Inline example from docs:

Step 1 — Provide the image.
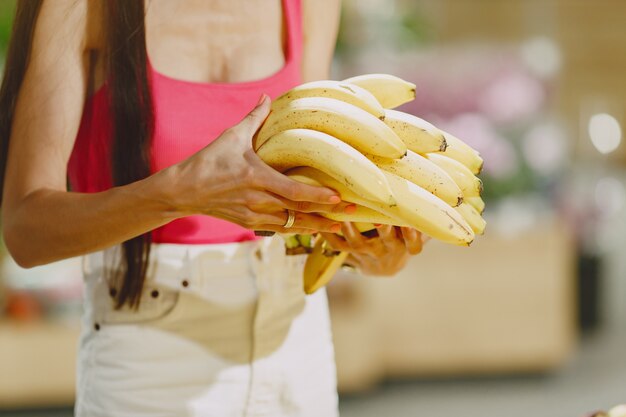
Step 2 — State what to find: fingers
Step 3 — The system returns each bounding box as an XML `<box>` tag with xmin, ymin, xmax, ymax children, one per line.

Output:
<box><xmin>324</xmin><ymin>225</ymin><xmax>417</xmax><ymax>277</ymax></box>
<box><xmin>289</xmin><ymin>212</ymin><xmax>341</xmax><ymax>233</ymax></box>
<box><xmin>259</xmin><ymin>211</ymin><xmax>341</xmax><ymax>233</ymax></box>
<box><xmin>324</xmin><ymin>223</ymin><xmax>384</xmax><ymax>258</ymax></box>
<box><xmin>245</xmin><ymin>153</ymin><xmax>343</xmax><ymax>205</ymax></box>
<box><xmin>233</xmin><ymin>94</ymin><xmax>272</xmax><ymax>139</ymax></box>
<box><xmin>246</xmin><ymin>153</ymin><xmax>343</xmax><ymax>205</ymax></box>
<box><xmin>227</xmin><ymin>94</ymin><xmax>355</xmax><ymax>213</ymax></box>
<box><xmin>344</xmin><ymin>252</ymin><xmax>379</xmax><ymax>277</ymax></box>
<box><xmin>345</xmin><ymin>254</ymin><xmax>361</xmax><ymax>266</ymax></box>
<box><xmin>217</xmin><ymin>203</ymin><xmax>341</xmax><ymax>233</ymax></box>
<box><xmin>320</xmin><ymin>232</ymin><xmax>352</xmax><ymax>252</ymax></box>
<box><xmin>264</xmin><ymin>171</ymin><xmax>343</xmax><ymax>205</ymax></box>
<box><xmin>400</xmin><ymin>227</ymin><xmax>423</xmax><ymax>255</ymax></box>
<box><xmin>279</xmin><ymin>197</ymin><xmax>357</xmax><ymax>215</ymax></box>
<box><xmin>244</xmin><ymin>191</ymin><xmax>354</xmax><ymax>215</ymax></box>
<box><xmin>340</xmin><ymin>222</ymin><xmax>368</xmax><ymax>249</ymax></box>
<box><xmin>377</xmin><ymin>224</ymin><xmax>405</xmax><ymax>251</ymax></box>
<box><xmin>344</xmin><ymin>253</ymin><xmax>364</xmax><ymax>270</ymax></box>
<box><xmin>377</xmin><ymin>224</ymin><xmax>397</xmax><ymax>240</ymax></box>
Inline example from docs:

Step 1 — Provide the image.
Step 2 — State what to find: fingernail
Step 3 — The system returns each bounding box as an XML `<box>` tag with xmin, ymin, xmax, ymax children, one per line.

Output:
<box><xmin>344</xmin><ymin>204</ymin><xmax>357</xmax><ymax>214</ymax></box>
<box><xmin>330</xmin><ymin>224</ymin><xmax>341</xmax><ymax>233</ymax></box>
<box><xmin>374</xmin><ymin>223</ymin><xmax>382</xmax><ymax>228</ymax></box>
<box><xmin>257</xmin><ymin>94</ymin><xmax>268</xmax><ymax>105</ymax></box>
<box><xmin>328</xmin><ymin>195</ymin><xmax>341</xmax><ymax>204</ymax></box>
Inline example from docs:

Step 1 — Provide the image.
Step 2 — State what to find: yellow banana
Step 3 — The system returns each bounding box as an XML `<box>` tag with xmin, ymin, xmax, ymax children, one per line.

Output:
<box><xmin>287</xmin><ymin>167</ymin><xmax>474</xmax><ymax>246</ymax></box>
<box><xmin>256</xmin><ymin>128</ymin><xmax>396</xmax><ymax>205</ymax></box>
<box><xmin>285</xmin><ymin>171</ymin><xmax>404</xmax><ymax>225</ymax></box>
<box><xmin>287</xmin><ymin>168</ymin><xmax>376</xmax><ymax>294</ymax></box>
<box><xmin>343</xmin><ymin>73</ymin><xmax>416</xmax><ymax>109</ymax></box>
<box><xmin>465</xmin><ymin>196</ymin><xmax>485</xmax><ymax>214</ymax></box>
<box><xmin>368</xmin><ymin>150</ymin><xmax>463</xmax><ymax>207</ymax></box>
<box><xmin>255</xmin><ymin>97</ymin><xmax>406</xmax><ymax>158</ymax></box>
<box><xmin>425</xmin><ymin>153</ymin><xmax>483</xmax><ymax>198</ymax></box>
<box><xmin>352</xmin><ymin>222</ymin><xmax>378</xmax><ymax>233</ymax></box>
<box><xmin>384</xmin><ymin>109</ymin><xmax>447</xmax><ymax>153</ymax></box>
<box><xmin>271</xmin><ymin>80</ymin><xmax>385</xmax><ymax>119</ymax></box>
<box><xmin>436</xmin><ymin>130</ymin><xmax>484</xmax><ymax>175</ymax></box>
<box><xmin>303</xmin><ymin>237</ymin><xmax>349</xmax><ymax>295</ymax></box>
<box><xmin>381</xmin><ymin>171</ymin><xmax>474</xmax><ymax>245</ymax></box>
<box><xmin>303</xmin><ymin>222</ymin><xmax>382</xmax><ymax>295</ymax></box>
<box><xmin>455</xmin><ymin>203</ymin><xmax>486</xmax><ymax>235</ymax></box>
<box><xmin>324</xmin><ymin>206</ymin><xmax>405</xmax><ymax>225</ymax></box>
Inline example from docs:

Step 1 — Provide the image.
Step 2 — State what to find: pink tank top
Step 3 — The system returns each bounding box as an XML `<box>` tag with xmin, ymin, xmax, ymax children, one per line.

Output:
<box><xmin>68</xmin><ymin>0</ymin><xmax>302</xmax><ymax>244</ymax></box>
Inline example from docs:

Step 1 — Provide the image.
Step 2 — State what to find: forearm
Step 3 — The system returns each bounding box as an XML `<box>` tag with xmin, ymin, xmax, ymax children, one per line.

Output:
<box><xmin>2</xmin><ymin>170</ymin><xmax>181</xmax><ymax>267</ymax></box>
<box><xmin>301</xmin><ymin>0</ymin><xmax>341</xmax><ymax>82</ymax></box>
<box><xmin>2</xmin><ymin>92</ymin><xmax>342</xmax><ymax>267</ymax></box>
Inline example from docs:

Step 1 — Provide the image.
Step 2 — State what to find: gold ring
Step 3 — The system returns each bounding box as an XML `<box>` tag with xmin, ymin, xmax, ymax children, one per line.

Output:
<box><xmin>283</xmin><ymin>209</ymin><xmax>296</xmax><ymax>229</ymax></box>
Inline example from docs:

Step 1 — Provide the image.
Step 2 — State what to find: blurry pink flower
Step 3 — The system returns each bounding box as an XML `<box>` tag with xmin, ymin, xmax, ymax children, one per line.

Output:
<box><xmin>440</xmin><ymin>113</ymin><xmax>518</xmax><ymax>178</ymax></box>
<box><xmin>440</xmin><ymin>113</ymin><xmax>499</xmax><ymax>154</ymax></box>
<box><xmin>478</xmin><ymin>71</ymin><xmax>546</xmax><ymax>124</ymax></box>
<box><xmin>482</xmin><ymin>139</ymin><xmax>519</xmax><ymax>178</ymax></box>
<box><xmin>521</xmin><ymin>123</ymin><xmax>568</xmax><ymax>175</ymax></box>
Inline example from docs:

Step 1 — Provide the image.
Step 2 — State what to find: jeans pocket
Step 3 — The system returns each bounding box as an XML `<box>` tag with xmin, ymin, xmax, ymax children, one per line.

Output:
<box><xmin>99</xmin><ymin>284</ymin><xmax>181</xmax><ymax>326</ymax></box>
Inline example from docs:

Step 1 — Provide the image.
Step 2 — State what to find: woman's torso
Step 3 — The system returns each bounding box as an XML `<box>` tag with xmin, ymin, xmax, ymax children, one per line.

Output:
<box><xmin>68</xmin><ymin>0</ymin><xmax>303</xmax><ymax>244</ymax></box>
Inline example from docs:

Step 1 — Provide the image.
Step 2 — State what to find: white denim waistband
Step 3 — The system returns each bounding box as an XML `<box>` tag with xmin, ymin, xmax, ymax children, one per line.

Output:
<box><xmin>81</xmin><ymin>236</ymin><xmax>304</xmax><ymax>307</ymax></box>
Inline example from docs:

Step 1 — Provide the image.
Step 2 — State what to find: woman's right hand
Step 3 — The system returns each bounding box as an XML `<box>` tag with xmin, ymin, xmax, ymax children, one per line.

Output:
<box><xmin>159</xmin><ymin>94</ymin><xmax>352</xmax><ymax>234</ymax></box>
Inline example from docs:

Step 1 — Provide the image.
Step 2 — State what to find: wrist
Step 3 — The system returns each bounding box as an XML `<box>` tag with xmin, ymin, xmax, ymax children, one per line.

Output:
<box><xmin>128</xmin><ymin>168</ymin><xmax>191</xmax><ymax>221</ymax></box>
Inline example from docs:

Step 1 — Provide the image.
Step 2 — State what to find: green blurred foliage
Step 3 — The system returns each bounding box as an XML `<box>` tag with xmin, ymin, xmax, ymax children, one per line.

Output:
<box><xmin>335</xmin><ymin>1</ymin><xmax>434</xmax><ymax>59</ymax></box>
<box><xmin>0</xmin><ymin>0</ymin><xmax>15</xmax><ymax>55</ymax></box>
<box><xmin>395</xmin><ymin>6</ymin><xmax>434</xmax><ymax>49</ymax></box>
<box><xmin>481</xmin><ymin>158</ymin><xmax>540</xmax><ymax>203</ymax></box>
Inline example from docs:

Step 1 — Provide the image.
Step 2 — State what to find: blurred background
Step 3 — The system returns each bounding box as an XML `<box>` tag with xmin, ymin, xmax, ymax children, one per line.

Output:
<box><xmin>1</xmin><ymin>0</ymin><xmax>625</xmax><ymax>416</ymax></box>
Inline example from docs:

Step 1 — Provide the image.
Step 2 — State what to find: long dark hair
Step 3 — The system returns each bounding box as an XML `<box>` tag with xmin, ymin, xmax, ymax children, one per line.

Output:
<box><xmin>0</xmin><ymin>1</ymin><xmax>153</xmax><ymax>308</ymax></box>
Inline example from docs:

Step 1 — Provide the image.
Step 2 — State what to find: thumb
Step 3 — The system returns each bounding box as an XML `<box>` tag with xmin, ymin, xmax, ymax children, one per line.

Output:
<box><xmin>234</xmin><ymin>94</ymin><xmax>271</xmax><ymax>139</ymax></box>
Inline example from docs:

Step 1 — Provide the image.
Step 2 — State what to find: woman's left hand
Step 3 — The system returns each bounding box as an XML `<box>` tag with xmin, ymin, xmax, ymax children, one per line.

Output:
<box><xmin>320</xmin><ymin>223</ymin><xmax>427</xmax><ymax>276</ymax></box>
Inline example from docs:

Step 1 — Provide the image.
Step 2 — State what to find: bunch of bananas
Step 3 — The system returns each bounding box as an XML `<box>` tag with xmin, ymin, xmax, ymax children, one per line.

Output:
<box><xmin>254</xmin><ymin>74</ymin><xmax>485</xmax><ymax>294</ymax></box>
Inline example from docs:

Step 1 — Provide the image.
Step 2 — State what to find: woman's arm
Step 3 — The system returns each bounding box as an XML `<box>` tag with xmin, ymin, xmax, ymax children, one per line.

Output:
<box><xmin>2</xmin><ymin>0</ymin><xmax>348</xmax><ymax>268</ymax></box>
<box><xmin>301</xmin><ymin>0</ymin><xmax>342</xmax><ymax>82</ymax></box>
<box><xmin>1</xmin><ymin>1</ymin><xmax>188</xmax><ymax>267</ymax></box>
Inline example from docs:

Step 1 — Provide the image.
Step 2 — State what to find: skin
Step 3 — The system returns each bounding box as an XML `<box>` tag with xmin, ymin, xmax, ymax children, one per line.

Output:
<box><xmin>1</xmin><ymin>0</ymin><xmax>422</xmax><ymax>276</ymax></box>
<box><xmin>323</xmin><ymin>225</ymin><xmax>428</xmax><ymax>277</ymax></box>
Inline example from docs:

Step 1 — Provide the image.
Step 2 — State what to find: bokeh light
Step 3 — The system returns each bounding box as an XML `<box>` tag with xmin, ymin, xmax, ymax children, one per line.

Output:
<box><xmin>520</xmin><ymin>36</ymin><xmax>562</xmax><ymax>79</ymax></box>
<box><xmin>594</xmin><ymin>177</ymin><xmax>626</xmax><ymax>216</ymax></box>
<box><xmin>588</xmin><ymin>113</ymin><xmax>622</xmax><ymax>154</ymax></box>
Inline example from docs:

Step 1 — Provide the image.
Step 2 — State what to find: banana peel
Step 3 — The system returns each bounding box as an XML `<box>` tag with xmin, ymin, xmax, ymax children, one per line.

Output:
<box><xmin>303</xmin><ymin>224</ymin><xmax>377</xmax><ymax>295</ymax></box>
<box><xmin>303</xmin><ymin>237</ymin><xmax>349</xmax><ymax>295</ymax></box>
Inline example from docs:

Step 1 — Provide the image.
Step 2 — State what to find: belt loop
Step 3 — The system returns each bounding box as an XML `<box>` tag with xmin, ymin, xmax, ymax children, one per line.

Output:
<box><xmin>81</xmin><ymin>254</ymin><xmax>91</xmax><ymax>277</ymax></box>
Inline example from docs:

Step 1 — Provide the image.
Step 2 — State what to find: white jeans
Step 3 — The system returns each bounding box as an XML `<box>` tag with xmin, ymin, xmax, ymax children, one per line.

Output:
<box><xmin>75</xmin><ymin>236</ymin><xmax>339</xmax><ymax>417</ymax></box>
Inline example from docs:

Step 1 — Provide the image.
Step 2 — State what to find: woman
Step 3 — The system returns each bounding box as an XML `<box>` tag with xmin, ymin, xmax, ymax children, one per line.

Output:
<box><xmin>0</xmin><ymin>0</ymin><xmax>424</xmax><ymax>415</ymax></box>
